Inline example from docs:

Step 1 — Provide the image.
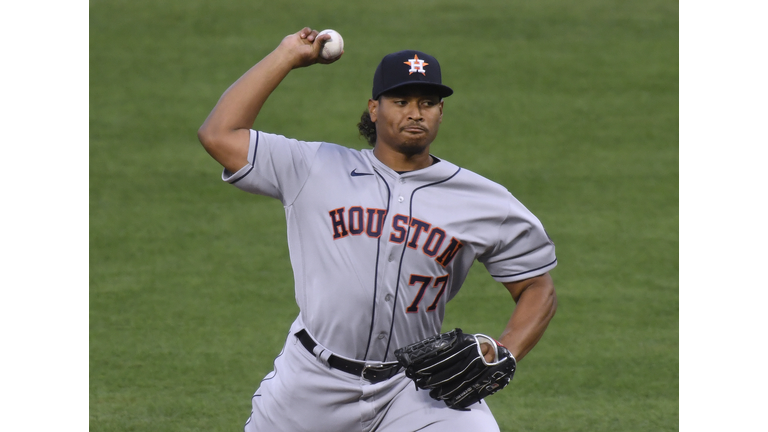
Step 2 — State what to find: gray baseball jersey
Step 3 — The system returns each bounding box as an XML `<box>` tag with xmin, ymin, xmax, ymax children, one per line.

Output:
<box><xmin>224</xmin><ymin>130</ymin><xmax>556</xmax><ymax>363</ymax></box>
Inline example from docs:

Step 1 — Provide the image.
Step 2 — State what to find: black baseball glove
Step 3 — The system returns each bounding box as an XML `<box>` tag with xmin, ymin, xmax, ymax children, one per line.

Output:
<box><xmin>394</xmin><ymin>328</ymin><xmax>516</xmax><ymax>410</ymax></box>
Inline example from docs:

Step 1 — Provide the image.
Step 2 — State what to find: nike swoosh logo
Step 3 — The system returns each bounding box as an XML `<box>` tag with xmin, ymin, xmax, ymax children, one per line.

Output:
<box><xmin>350</xmin><ymin>169</ymin><xmax>374</xmax><ymax>177</ymax></box>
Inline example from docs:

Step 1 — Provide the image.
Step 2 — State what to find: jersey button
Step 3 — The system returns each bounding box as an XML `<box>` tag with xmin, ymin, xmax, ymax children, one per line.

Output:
<box><xmin>388</xmin><ymin>254</ymin><xmax>395</xmax><ymax>262</ymax></box>
<box><xmin>385</xmin><ymin>294</ymin><xmax>393</xmax><ymax>302</ymax></box>
<box><xmin>377</xmin><ymin>332</ymin><xmax>388</xmax><ymax>339</ymax></box>
<box><xmin>399</xmin><ymin>178</ymin><xmax>406</xmax><ymax>184</ymax></box>
<box><xmin>398</xmin><ymin>196</ymin><xmax>404</xmax><ymax>202</ymax></box>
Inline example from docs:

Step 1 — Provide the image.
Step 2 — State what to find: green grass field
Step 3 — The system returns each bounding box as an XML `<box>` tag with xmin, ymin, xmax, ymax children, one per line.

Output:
<box><xmin>90</xmin><ymin>0</ymin><xmax>678</xmax><ymax>430</ymax></box>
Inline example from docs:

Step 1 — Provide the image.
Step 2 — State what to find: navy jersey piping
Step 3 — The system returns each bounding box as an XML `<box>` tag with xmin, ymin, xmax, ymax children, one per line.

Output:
<box><xmin>230</xmin><ymin>131</ymin><xmax>260</xmax><ymax>185</ymax></box>
<box><xmin>490</xmin><ymin>257</ymin><xmax>558</xmax><ymax>279</ymax></box>
<box><xmin>383</xmin><ymin>167</ymin><xmax>462</xmax><ymax>360</ymax></box>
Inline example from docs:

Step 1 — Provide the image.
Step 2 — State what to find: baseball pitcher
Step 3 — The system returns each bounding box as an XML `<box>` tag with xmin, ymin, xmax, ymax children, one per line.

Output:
<box><xmin>198</xmin><ymin>27</ymin><xmax>558</xmax><ymax>432</ymax></box>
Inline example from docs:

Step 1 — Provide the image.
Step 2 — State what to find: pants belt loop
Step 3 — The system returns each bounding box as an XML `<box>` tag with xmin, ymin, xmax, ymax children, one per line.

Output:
<box><xmin>316</xmin><ymin>348</ymin><xmax>333</xmax><ymax>368</ymax></box>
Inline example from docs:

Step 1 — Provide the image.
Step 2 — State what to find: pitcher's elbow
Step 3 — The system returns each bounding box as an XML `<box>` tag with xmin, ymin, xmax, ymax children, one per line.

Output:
<box><xmin>197</xmin><ymin>124</ymin><xmax>220</xmax><ymax>152</ymax></box>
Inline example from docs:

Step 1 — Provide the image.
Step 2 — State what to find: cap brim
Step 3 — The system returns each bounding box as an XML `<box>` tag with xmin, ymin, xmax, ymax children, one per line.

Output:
<box><xmin>374</xmin><ymin>82</ymin><xmax>454</xmax><ymax>100</ymax></box>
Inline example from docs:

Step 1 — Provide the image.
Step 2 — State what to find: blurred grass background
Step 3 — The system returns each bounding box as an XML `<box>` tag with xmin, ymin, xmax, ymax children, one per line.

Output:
<box><xmin>90</xmin><ymin>0</ymin><xmax>678</xmax><ymax>430</ymax></box>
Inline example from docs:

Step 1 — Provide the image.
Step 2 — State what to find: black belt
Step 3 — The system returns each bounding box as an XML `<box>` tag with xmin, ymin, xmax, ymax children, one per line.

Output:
<box><xmin>295</xmin><ymin>329</ymin><xmax>402</xmax><ymax>384</ymax></box>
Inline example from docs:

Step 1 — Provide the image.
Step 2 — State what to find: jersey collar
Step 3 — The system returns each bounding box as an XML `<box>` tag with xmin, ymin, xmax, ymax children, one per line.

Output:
<box><xmin>362</xmin><ymin>149</ymin><xmax>460</xmax><ymax>183</ymax></box>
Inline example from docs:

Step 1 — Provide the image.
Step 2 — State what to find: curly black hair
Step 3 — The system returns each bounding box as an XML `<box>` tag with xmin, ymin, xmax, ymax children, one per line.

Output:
<box><xmin>357</xmin><ymin>110</ymin><xmax>376</xmax><ymax>146</ymax></box>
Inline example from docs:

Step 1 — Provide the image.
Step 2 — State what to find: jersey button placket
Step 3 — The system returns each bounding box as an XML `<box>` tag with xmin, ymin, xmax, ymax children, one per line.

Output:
<box><xmin>371</xmin><ymin>178</ymin><xmax>410</xmax><ymax>359</ymax></box>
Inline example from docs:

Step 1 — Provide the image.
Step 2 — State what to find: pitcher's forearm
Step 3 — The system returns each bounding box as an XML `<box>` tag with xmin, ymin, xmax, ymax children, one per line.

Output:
<box><xmin>499</xmin><ymin>274</ymin><xmax>557</xmax><ymax>362</ymax></box>
<box><xmin>198</xmin><ymin>28</ymin><xmax>333</xmax><ymax>172</ymax></box>
<box><xmin>201</xmin><ymin>48</ymin><xmax>296</xmax><ymax>137</ymax></box>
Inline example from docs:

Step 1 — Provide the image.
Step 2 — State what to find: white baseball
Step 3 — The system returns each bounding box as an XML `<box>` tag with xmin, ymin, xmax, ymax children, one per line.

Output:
<box><xmin>318</xmin><ymin>29</ymin><xmax>344</xmax><ymax>60</ymax></box>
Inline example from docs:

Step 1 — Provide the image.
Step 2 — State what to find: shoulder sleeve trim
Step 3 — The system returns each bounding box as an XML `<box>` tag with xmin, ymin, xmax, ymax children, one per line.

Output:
<box><xmin>490</xmin><ymin>257</ymin><xmax>558</xmax><ymax>279</ymax></box>
<box><xmin>228</xmin><ymin>130</ymin><xmax>260</xmax><ymax>184</ymax></box>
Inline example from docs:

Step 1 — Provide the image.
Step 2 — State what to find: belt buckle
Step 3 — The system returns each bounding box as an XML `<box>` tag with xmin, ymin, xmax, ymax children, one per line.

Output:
<box><xmin>362</xmin><ymin>363</ymin><xmax>397</xmax><ymax>383</ymax></box>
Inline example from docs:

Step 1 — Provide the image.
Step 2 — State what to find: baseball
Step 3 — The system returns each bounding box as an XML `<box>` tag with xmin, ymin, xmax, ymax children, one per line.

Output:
<box><xmin>318</xmin><ymin>29</ymin><xmax>344</xmax><ymax>60</ymax></box>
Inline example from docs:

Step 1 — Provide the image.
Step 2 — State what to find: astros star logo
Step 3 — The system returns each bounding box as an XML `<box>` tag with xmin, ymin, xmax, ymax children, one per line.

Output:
<box><xmin>404</xmin><ymin>55</ymin><xmax>428</xmax><ymax>75</ymax></box>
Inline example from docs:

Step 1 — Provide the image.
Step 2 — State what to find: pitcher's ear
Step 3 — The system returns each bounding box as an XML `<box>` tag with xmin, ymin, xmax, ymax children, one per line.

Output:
<box><xmin>368</xmin><ymin>99</ymin><xmax>378</xmax><ymax>122</ymax></box>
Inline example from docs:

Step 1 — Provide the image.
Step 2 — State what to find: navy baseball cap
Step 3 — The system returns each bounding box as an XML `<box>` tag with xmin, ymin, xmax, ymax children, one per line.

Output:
<box><xmin>372</xmin><ymin>50</ymin><xmax>453</xmax><ymax>100</ymax></box>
